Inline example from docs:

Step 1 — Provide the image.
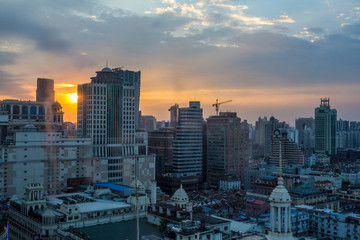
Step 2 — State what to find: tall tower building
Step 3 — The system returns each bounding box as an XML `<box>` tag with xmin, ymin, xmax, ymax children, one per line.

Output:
<box><xmin>314</xmin><ymin>98</ymin><xmax>337</xmax><ymax>155</ymax></box>
<box><xmin>206</xmin><ymin>112</ymin><xmax>250</xmax><ymax>188</ymax></box>
<box><xmin>295</xmin><ymin>117</ymin><xmax>315</xmax><ymax>156</ymax></box>
<box><xmin>77</xmin><ymin>67</ymin><xmax>154</xmax><ymax>188</ymax></box>
<box><xmin>267</xmin><ymin>136</ymin><xmax>294</xmax><ymax>240</ymax></box>
<box><xmin>172</xmin><ymin>101</ymin><xmax>203</xmax><ymax>176</ymax></box>
<box><xmin>36</xmin><ymin>78</ymin><xmax>55</xmax><ymax>102</ymax></box>
<box><xmin>269</xmin><ymin>129</ymin><xmax>304</xmax><ymax>167</ymax></box>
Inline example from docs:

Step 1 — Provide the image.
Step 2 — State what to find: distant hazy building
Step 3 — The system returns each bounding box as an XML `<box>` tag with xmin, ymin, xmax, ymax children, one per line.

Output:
<box><xmin>206</xmin><ymin>112</ymin><xmax>250</xmax><ymax>187</ymax></box>
<box><xmin>169</xmin><ymin>103</ymin><xmax>179</xmax><ymax>128</ymax></box>
<box><xmin>314</xmin><ymin>98</ymin><xmax>337</xmax><ymax>155</ymax></box>
<box><xmin>295</xmin><ymin>117</ymin><xmax>314</xmax><ymax>156</ymax></box>
<box><xmin>269</xmin><ymin>129</ymin><xmax>304</xmax><ymax>167</ymax></box>
<box><xmin>139</xmin><ymin>113</ymin><xmax>157</xmax><ymax>132</ymax></box>
<box><xmin>36</xmin><ymin>78</ymin><xmax>55</xmax><ymax>102</ymax></box>
<box><xmin>255</xmin><ymin>116</ymin><xmax>267</xmax><ymax>146</ymax></box>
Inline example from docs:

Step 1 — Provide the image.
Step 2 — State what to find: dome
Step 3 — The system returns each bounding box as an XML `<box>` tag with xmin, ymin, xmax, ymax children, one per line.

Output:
<box><xmin>24</xmin><ymin>124</ymin><xmax>36</xmax><ymax>129</ymax></box>
<box><xmin>269</xmin><ymin>178</ymin><xmax>291</xmax><ymax>203</ymax></box>
<box><xmin>41</xmin><ymin>208</ymin><xmax>55</xmax><ymax>217</ymax></box>
<box><xmin>101</xmin><ymin>67</ymin><xmax>112</xmax><ymax>72</ymax></box>
<box><xmin>171</xmin><ymin>185</ymin><xmax>189</xmax><ymax>203</ymax></box>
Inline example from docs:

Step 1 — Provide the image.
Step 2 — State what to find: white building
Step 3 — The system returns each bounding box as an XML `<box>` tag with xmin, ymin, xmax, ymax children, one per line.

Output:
<box><xmin>8</xmin><ymin>183</ymin><xmax>149</xmax><ymax>239</ymax></box>
<box><xmin>0</xmin><ymin>127</ymin><xmax>107</xmax><ymax>197</ymax></box>
<box><xmin>267</xmin><ymin>140</ymin><xmax>294</xmax><ymax>240</ymax></box>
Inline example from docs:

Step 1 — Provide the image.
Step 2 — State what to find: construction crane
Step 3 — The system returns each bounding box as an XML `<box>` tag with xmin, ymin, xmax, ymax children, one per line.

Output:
<box><xmin>212</xmin><ymin>99</ymin><xmax>232</xmax><ymax>115</ymax></box>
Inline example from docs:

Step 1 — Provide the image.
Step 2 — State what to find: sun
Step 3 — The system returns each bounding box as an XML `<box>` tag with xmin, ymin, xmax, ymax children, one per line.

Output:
<box><xmin>69</xmin><ymin>93</ymin><xmax>78</xmax><ymax>103</ymax></box>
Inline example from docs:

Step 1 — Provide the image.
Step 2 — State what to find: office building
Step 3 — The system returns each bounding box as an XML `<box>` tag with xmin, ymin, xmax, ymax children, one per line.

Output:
<box><xmin>295</xmin><ymin>117</ymin><xmax>314</xmax><ymax>156</ymax></box>
<box><xmin>264</xmin><ymin>116</ymin><xmax>288</xmax><ymax>157</ymax></box>
<box><xmin>206</xmin><ymin>112</ymin><xmax>250</xmax><ymax>188</ymax></box>
<box><xmin>172</xmin><ymin>102</ymin><xmax>203</xmax><ymax>175</ymax></box>
<box><xmin>77</xmin><ymin>67</ymin><xmax>155</xmax><ymax>189</ymax></box>
<box><xmin>314</xmin><ymin>98</ymin><xmax>337</xmax><ymax>155</ymax></box>
<box><xmin>269</xmin><ymin>128</ymin><xmax>304</xmax><ymax>167</ymax></box>
<box><xmin>36</xmin><ymin>78</ymin><xmax>55</xmax><ymax>102</ymax></box>
<box><xmin>148</xmin><ymin>128</ymin><xmax>174</xmax><ymax>177</ymax></box>
<box><xmin>156</xmin><ymin>102</ymin><xmax>203</xmax><ymax>193</ymax></box>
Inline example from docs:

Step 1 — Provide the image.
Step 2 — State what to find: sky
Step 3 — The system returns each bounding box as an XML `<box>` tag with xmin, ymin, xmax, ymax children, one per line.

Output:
<box><xmin>0</xmin><ymin>0</ymin><xmax>359</xmax><ymax>125</ymax></box>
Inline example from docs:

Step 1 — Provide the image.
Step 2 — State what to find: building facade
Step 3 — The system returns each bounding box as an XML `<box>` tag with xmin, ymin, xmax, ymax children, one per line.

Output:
<box><xmin>206</xmin><ymin>112</ymin><xmax>250</xmax><ymax>188</ymax></box>
<box><xmin>269</xmin><ymin>129</ymin><xmax>304</xmax><ymax>167</ymax></box>
<box><xmin>0</xmin><ymin>127</ymin><xmax>107</xmax><ymax>197</ymax></box>
<box><xmin>315</xmin><ymin>98</ymin><xmax>337</xmax><ymax>155</ymax></box>
<box><xmin>36</xmin><ymin>78</ymin><xmax>55</xmax><ymax>102</ymax></box>
<box><xmin>77</xmin><ymin>67</ymin><xmax>155</xmax><ymax>189</ymax></box>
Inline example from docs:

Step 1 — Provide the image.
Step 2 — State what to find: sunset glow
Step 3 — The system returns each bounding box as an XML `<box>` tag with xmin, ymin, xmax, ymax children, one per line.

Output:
<box><xmin>69</xmin><ymin>93</ymin><xmax>78</xmax><ymax>103</ymax></box>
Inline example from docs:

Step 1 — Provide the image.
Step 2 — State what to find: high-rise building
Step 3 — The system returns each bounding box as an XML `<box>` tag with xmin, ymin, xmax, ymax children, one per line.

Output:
<box><xmin>264</xmin><ymin>116</ymin><xmax>288</xmax><ymax>156</ymax></box>
<box><xmin>255</xmin><ymin>116</ymin><xmax>267</xmax><ymax>146</ymax></box>
<box><xmin>269</xmin><ymin>128</ymin><xmax>304</xmax><ymax>167</ymax></box>
<box><xmin>314</xmin><ymin>98</ymin><xmax>337</xmax><ymax>155</ymax></box>
<box><xmin>36</xmin><ymin>78</ymin><xmax>55</xmax><ymax>102</ymax></box>
<box><xmin>172</xmin><ymin>101</ymin><xmax>203</xmax><ymax>176</ymax></box>
<box><xmin>77</xmin><ymin>67</ymin><xmax>154</xmax><ymax>189</ymax></box>
<box><xmin>148</xmin><ymin>128</ymin><xmax>174</xmax><ymax>177</ymax></box>
<box><xmin>295</xmin><ymin>117</ymin><xmax>314</xmax><ymax>156</ymax></box>
<box><xmin>169</xmin><ymin>103</ymin><xmax>179</xmax><ymax>128</ymax></box>
<box><xmin>206</xmin><ymin>112</ymin><xmax>250</xmax><ymax>188</ymax></box>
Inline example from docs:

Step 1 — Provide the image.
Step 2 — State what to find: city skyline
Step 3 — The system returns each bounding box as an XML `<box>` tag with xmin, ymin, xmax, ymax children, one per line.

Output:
<box><xmin>0</xmin><ymin>0</ymin><xmax>359</xmax><ymax>124</ymax></box>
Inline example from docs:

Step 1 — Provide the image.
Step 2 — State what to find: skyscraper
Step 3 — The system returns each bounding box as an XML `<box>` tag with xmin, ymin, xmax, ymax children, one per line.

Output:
<box><xmin>36</xmin><ymin>78</ymin><xmax>55</xmax><ymax>102</ymax></box>
<box><xmin>77</xmin><ymin>67</ymin><xmax>154</xmax><ymax>189</ymax></box>
<box><xmin>314</xmin><ymin>98</ymin><xmax>337</xmax><ymax>155</ymax></box>
<box><xmin>206</xmin><ymin>112</ymin><xmax>250</xmax><ymax>187</ymax></box>
<box><xmin>295</xmin><ymin>117</ymin><xmax>315</xmax><ymax>156</ymax></box>
<box><xmin>269</xmin><ymin>128</ymin><xmax>304</xmax><ymax>167</ymax></box>
<box><xmin>172</xmin><ymin>101</ymin><xmax>203</xmax><ymax>176</ymax></box>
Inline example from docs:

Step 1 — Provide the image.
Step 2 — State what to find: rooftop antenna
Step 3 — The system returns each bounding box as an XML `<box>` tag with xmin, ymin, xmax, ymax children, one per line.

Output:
<box><xmin>106</xmin><ymin>58</ymin><xmax>108</xmax><ymax>67</ymax></box>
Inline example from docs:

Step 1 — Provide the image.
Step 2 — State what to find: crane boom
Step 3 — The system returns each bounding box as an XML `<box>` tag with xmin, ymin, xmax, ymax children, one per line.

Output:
<box><xmin>212</xmin><ymin>99</ymin><xmax>232</xmax><ymax>115</ymax></box>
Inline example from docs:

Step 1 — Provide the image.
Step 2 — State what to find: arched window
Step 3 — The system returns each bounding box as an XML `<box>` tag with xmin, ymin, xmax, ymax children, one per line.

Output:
<box><xmin>30</xmin><ymin>106</ymin><xmax>37</xmax><ymax>119</ymax></box>
<box><xmin>39</xmin><ymin>106</ymin><xmax>45</xmax><ymax>120</ymax></box>
<box><xmin>22</xmin><ymin>106</ymin><xmax>28</xmax><ymax>119</ymax></box>
<box><xmin>13</xmin><ymin>105</ymin><xmax>20</xmax><ymax>119</ymax></box>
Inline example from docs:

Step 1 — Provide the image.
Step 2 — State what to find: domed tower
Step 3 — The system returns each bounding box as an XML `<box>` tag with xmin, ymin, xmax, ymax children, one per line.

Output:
<box><xmin>171</xmin><ymin>185</ymin><xmax>189</xmax><ymax>208</ymax></box>
<box><xmin>267</xmin><ymin>130</ymin><xmax>294</xmax><ymax>240</ymax></box>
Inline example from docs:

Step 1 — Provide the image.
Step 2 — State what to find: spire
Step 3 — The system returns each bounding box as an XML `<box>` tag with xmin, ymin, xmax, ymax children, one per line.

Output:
<box><xmin>278</xmin><ymin>138</ymin><xmax>284</xmax><ymax>186</ymax></box>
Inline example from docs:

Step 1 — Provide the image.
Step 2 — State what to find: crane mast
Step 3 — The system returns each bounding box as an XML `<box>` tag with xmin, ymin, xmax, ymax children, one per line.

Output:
<box><xmin>212</xmin><ymin>99</ymin><xmax>232</xmax><ymax>115</ymax></box>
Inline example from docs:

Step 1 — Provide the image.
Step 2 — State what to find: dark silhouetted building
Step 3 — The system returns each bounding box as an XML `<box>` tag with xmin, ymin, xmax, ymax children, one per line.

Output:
<box><xmin>36</xmin><ymin>78</ymin><xmax>55</xmax><ymax>102</ymax></box>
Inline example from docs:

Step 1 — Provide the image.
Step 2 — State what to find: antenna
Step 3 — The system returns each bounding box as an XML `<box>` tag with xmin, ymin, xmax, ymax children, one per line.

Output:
<box><xmin>106</xmin><ymin>58</ymin><xmax>108</xmax><ymax>67</ymax></box>
<box><xmin>135</xmin><ymin>157</ymin><xmax>140</xmax><ymax>240</ymax></box>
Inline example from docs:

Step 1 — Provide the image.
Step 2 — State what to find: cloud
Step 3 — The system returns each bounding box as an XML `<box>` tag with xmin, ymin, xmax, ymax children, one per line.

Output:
<box><xmin>0</xmin><ymin>70</ymin><xmax>33</xmax><ymax>98</ymax></box>
<box><xmin>0</xmin><ymin>52</ymin><xmax>18</xmax><ymax>65</ymax></box>
<box><xmin>0</xmin><ymin>0</ymin><xmax>72</xmax><ymax>53</ymax></box>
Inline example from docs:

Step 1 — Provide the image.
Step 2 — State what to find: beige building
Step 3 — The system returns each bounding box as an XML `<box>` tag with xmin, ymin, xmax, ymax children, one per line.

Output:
<box><xmin>0</xmin><ymin>127</ymin><xmax>108</xmax><ymax>197</ymax></box>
